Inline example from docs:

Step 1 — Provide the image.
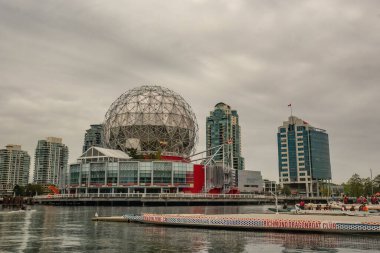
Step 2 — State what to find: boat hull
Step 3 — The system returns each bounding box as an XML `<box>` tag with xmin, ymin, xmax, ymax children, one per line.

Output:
<box><xmin>116</xmin><ymin>213</ymin><xmax>380</xmax><ymax>234</ymax></box>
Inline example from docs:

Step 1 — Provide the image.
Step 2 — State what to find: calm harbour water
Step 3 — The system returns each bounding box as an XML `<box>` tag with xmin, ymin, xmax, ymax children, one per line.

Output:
<box><xmin>0</xmin><ymin>205</ymin><xmax>379</xmax><ymax>253</ymax></box>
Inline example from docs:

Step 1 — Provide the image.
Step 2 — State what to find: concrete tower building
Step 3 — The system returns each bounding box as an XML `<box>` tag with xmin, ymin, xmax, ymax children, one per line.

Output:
<box><xmin>206</xmin><ymin>102</ymin><xmax>244</xmax><ymax>171</ymax></box>
<box><xmin>82</xmin><ymin>124</ymin><xmax>104</xmax><ymax>153</ymax></box>
<box><xmin>0</xmin><ymin>145</ymin><xmax>30</xmax><ymax>195</ymax></box>
<box><xmin>277</xmin><ymin>116</ymin><xmax>332</xmax><ymax>197</ymax></box>
<box><xmin>33</xmin><ymin>137</ymin><xmax>69</xmax><ymax>187</ymax></box>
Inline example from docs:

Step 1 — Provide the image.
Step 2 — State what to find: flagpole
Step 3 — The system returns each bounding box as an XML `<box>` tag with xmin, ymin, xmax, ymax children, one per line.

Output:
<box><xmin>288</xmin><ymin>103</ymin><xmax>293</xmax><ymax>123</ymax></box>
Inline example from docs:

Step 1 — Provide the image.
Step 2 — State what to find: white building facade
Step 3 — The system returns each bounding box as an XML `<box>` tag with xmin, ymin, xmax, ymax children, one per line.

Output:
<box><xmin>0</xmin><ymin>145</ymin><xmax>30</xmax><ymax>195</ymax></box>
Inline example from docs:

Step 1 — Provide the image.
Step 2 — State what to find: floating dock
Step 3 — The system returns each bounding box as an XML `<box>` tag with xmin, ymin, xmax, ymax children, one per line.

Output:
<box><xmin>305</xmin><ymin>203</ymin><xmax>380</xmax><ymax>211</ymax></box>
<box><xmin>92</xmin><ymin>212</ymin><xmax>380</xmax><ymax>234</ymax></box>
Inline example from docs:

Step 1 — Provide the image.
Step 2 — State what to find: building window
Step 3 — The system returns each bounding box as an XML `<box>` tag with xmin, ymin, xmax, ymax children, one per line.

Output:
<box><xmin>139</xmin><ymin>162</ymin><xmax>152</xmax><ymax>184</ymax></box>
<box><xmin>281</xmin><ymin>144</ymin><xmax>287</xmax><ymax>147</ymax></box>
<box><xmin>281</xmin><ymin>154</ymin><xmax>287</xmax><ymax>157</ymax></box>
<box><xmin>280</xmin><ymin>128</ymin><xmax>286</xmax><ymax>133</ymax></box>
<box><xmin>299</xmin><ymin>163</ymin><xmax>305</xmax><ymax>166</ymax></box>
<box><xmin>244</xmin><ymin>185</ymin><xmax>259</xmax><ymax>188</ymax></box>
<box><xmin>298</xmin><ymin>148</ymin><xmax>304</xmax><ymax>151</ymax></box>
<box><xmin>281</xmin><ymin>158</ymin><xmax>287</xmax><ymax>162</ymax></box>
<box><xmin>297</xmin><ymin>126</ymin><xmax>304</xmax><ymax>131</ymax></box>
<box><xmin>282</xmin><ymin>173</ymin><xmax>288</xmax><ymax>177</ymax></box>
<box><xmin>299</xmin><ymin>173</ymin><xmax>305</xmax><ymax>176</ymax></box>
<box><xmin>281</xmin><ymin>149</ymin><xmax>287</xmax><ymax>152</ymax></box>
<box><xmin>298</xmin><ymin>152</ymin><xmax>304</xmax><ymax>156</ymax></box>
<box><xmin>119</xmin><ymin>162</ymin><xmax>138</xmax><ymax>184</ymax></box>
<box><xmin>298</xmin><ymin>157</ymin><xmax>304</xmax><ymax>161</ymax></box>
<box><xmin>300</xmin><ymin>178</ymin><xmax>306</xmax><ymax>181</ymax></box>
<box><xmin>297</xmin><ymin>138</ymin><xmax>303</xmax><ymax>141</ymax></box>
<box><xmin>297</xmin><ymin>133</ymin><xmax>303</xmax><ymax>136</ymax></box>
<box><xmin>153</xmin><ymin>162</ymin><xmax>172</xmax><ymax>184</ymax></box>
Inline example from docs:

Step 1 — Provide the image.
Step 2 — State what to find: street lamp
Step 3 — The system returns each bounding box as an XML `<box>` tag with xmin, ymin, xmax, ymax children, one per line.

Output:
<box><xmin>370</xmin><ymin>168</ymin><xmax>374</xmax><ymax>195</ymax></box>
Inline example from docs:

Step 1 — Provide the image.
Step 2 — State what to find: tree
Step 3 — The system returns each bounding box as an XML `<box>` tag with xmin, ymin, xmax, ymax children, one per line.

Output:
<box><xmin>363</xmin><ymin>177</ymin><xmax>374</xmax><ymax>196</ymax></box>
<box><xmin>282</xmin><ymin>185</ymin><xmax>291</xmax><ymax>196</ymax></box>
<box><xmin>126</xmin><ymin>148</ymin><xmax>138</xmax><ymax>159</ymax></box>
<box><xmin>319</xmin><ymin>182</ymin><xmax>330</xmax><ymax>197</ymax></box>
<box><xmin>24</xmin><ymin>184</ymin><xmax>44</xmax><ymax>196</ymax></box>
<box><xmin>13</xmin><ymin>185</ymin><xmax>25</xmax><ymax>196</ymax></box>
<box><xmin>373</xmin><ymin>174</ymin><xmax>380</xmax><ymax>193</ymax></box>
<box><xmin>345</xmin><ymin>174</ymin><xmax>363</xmax><ymax>197</ymax></box>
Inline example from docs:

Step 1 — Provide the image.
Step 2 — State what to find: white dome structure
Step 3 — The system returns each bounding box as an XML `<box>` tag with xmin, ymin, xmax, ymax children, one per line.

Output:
<box><xmin>103</xmin><ymin>85</ymin><xmax>198</xmax><ymax>157</ymax></box>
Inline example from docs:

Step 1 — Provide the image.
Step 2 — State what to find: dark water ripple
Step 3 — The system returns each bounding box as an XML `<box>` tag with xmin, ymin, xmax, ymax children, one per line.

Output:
<box><xmin>0</xmin><ymin>205</ymin><xmax>379</xmax><ymax>253</ymax></box>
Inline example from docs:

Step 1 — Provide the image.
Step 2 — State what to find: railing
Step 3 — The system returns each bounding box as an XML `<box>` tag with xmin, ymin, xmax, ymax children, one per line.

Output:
<box><xmin>33</xmin><ymin>193</ymin><xmax>332</xmax><ymax>201</ymax></box>
<box><xmin>34</xmin><ymin>193</ymin><xmax>272</xmax><ymax>200</ymax></box>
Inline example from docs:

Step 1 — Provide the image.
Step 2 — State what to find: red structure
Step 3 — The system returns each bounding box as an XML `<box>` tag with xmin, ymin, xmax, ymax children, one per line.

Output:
<box><xmin>183</xmin><ymin>164</ymin><xmax>205</xmax><ymax>193</ymax></box>
<box><xmin>48</xmin><ymin>185</ymin><xmax>60</xmax><ymax>194</ymax></box>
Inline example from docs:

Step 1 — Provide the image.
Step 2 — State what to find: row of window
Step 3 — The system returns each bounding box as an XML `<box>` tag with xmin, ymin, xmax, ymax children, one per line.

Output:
<box><xmin>70</xmin><ymin>171</ymin><xmax>193</xmax><ymax>185</ymax></box>
<box><xmin>280</xmin><ymin>142</ymin><xmax>304</xmax><ymax>148</ymax></box>
<box><xmin>279</xmin><ymin>126</ymin><xmax>305</xmax><ymax>133</ymax></box>
<box><xmin>69</xmin><ymin>162</ymin><xmax>194</xmax><ymax>186</ymax></box>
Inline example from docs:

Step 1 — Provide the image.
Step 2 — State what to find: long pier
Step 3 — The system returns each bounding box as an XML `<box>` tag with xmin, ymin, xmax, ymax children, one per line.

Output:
<box><xmin>33</xmin><ymin>193</ymin><xmax>332</xmax><ymax>206</ymax></box>
<box><xmin>93</xmin><ymin>212</ymin><xmax>380</xmax><ymax>234</ymax></box>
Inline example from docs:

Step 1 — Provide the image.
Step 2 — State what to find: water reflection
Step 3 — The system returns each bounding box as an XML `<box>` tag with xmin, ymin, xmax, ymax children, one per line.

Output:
<box><xmin>0</xmin><ymin>205</ymin><xmax>379</xmax><ymax>253</ymax></box>
<box><xmin>18</xmin><ymin>209</ymin><xmax>33</xmax><ymax>252</ymax></box>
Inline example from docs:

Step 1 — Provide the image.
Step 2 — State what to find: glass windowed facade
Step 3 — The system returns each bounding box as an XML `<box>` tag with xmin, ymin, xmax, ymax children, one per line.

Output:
<box><xmin>82</xmin><ymin>124</ymin><xmax>104</xmax><ymax>153</ymax></box>
<box><xmin>67</xmin><ymin>147</ymin><xmax>195</xmax><ymax>193</ymax></box>
<box><xmin>277</xmin><ymin>116</ymin><xmax>332</xmax><ymax>197</ymax></box>
<box><xmin>119</xmin><ymin>162</ymin><xmax>138</xmax><ymax>185</ymax></box>
<box><xmin>310</xmin><ymin>130</ymin><xmax>332</xmax><ymax>180</ymax></box>
<box><xmin>206</xmin><ymin>102</ymin><xmax>244</xmax><ymax>170</ymax></box>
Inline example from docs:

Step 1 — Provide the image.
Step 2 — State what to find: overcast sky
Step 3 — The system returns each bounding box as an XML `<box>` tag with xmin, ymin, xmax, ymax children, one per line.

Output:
<box><xmin>1</xmin><ymin>0</ymin><xmax>379</xmax><ymax>183</ymax></box>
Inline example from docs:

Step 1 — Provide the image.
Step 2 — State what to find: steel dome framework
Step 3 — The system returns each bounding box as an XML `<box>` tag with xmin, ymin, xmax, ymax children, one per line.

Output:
<box><xmin>103</xmin><ymin>85</ymin><xmax>198</xmax><ymax>157</ymax></box>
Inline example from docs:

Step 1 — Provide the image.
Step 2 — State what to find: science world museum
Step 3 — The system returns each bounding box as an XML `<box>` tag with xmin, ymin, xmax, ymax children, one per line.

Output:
<box><xmin>66</xmin><ymin>85</ymin><xmax>237</xmax><ymax>194</ymax></box>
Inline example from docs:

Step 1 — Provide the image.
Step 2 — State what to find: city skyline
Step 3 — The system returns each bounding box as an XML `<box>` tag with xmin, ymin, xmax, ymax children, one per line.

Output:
<box><xmin>1</xmin><ymin>1</ymin><xmax>380</xmax><ymax>183</ymax></box>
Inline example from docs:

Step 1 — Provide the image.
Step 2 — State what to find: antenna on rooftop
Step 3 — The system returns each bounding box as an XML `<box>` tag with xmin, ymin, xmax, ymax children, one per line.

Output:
<box><xmin>288</xmin><ymin>103</ymin><xmax>293</xmax><ymax>125</ymax></box>
<box><xmin>288</xmin><ymin>103</ymin><xmax>293</xmax><ymax>117</ymax></box>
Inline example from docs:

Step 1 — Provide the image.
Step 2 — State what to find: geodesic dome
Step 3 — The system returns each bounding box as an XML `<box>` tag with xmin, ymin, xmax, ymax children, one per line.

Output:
<box><xmin>103</xmin><ymin>85</ymin><xmax>198</xmax><ymax>157</ymax></box>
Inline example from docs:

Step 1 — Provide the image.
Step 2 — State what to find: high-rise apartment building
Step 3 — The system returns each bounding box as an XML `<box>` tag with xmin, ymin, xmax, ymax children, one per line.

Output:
<box><xmin>206</xmin><ymin>102</ymin><xmax>244</xmax><ymax>170</ymax></box>
<box><xmin>277</xmin><ymin>116</ymin><xmax>331</xmax><ymax>197</ymax></box>
<box><xmin>82</xmin><ymin>124</ymin><xmax>104</xmax><ymax>153</ymax></box>
<box><xmin>33</xmin><ymin>137</ymin><xmax>69</xmax><ymax>187</ymax></box>
<box><xmin>0</xmin><ymin>145</ymin><xmax>30</xmax><ymax>195</ymax></box>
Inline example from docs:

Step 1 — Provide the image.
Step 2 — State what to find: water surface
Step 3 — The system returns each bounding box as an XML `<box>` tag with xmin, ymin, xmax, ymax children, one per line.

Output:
<box><xmin>0</xmin><ymin>205</ymin><xmax>379</xmax><ymax>253</ymax></box>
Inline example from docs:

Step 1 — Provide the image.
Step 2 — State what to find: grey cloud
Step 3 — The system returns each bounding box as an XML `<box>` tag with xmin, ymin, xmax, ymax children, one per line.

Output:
<box><xmin>0</xmin><ymin>0</ymin><xmax>379</xmax><ymax>183</ymax></box>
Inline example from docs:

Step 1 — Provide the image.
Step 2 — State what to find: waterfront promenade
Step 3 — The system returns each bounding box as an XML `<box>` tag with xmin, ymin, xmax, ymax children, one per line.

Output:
<box><xmin>31</xmin><ymin>193</ymin><xmax>331</xmax><ymax>206</ymax></box>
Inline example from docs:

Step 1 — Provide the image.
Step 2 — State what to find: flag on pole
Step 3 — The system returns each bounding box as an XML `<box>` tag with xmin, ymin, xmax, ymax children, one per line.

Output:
<box><xmin>288</xmin><ymin>103</ymin><xmax>293</xmax><ymax>117</ymax></box>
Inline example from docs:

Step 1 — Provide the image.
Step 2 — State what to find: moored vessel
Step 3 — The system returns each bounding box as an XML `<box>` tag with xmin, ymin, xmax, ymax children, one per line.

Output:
<box><xmin>93</xmin><ymin>212</ymin><xmax>380</xmax><ymax>234</ymax></box>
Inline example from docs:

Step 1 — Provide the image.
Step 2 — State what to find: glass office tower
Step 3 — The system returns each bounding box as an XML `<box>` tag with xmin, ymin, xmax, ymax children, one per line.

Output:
<box><xmin>277</xmin><ymin>116</ymin><xmax>331</xmax><ymax>197</ymax></box>
<box><xmin>206</xmin><ymin>102</ymin><xmax>244</xmax><ymax>171</ymax></box>
<box><xmin>83</xmin><ymin>124</ymin><xmax>104</xmax><ymax>153</ymax></box>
